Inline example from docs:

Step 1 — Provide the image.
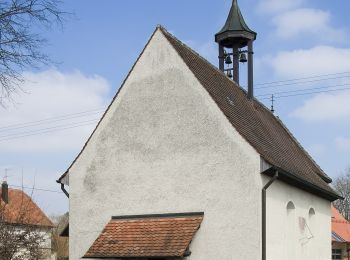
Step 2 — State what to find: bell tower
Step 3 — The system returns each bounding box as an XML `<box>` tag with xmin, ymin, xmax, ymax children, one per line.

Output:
<box><xmin>215</xmin><ymin>0</ymin><xmax>257</xmax><ymax>99</ymax></box>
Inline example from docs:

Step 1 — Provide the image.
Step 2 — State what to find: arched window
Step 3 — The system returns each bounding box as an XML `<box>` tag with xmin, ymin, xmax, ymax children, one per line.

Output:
<box><xmin>287</xmin><ymin>201</ymin><xmax>295</xmax><ymax>211</ymax></box>
<box><xmin>309</xmin><ymin>208</ymin><xmax>315</xmax><ymax>217</ymax></box>
<box><xmin>308</xmin><ymin>207</ymin><xmax>316</xmax><ymax>237</ymax></box>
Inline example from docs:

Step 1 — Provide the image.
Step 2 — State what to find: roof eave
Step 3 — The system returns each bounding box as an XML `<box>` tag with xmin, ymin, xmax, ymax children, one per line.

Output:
<box><xmin>262</xmin><ymin>166</ymin><xmax>342</xmax><ymax>202</ymax></box>
<box><xmin>215</xmin><ymin>30</ymin><xmax>257</xmax><ymax>42</ymax></box>
<box><xmin>83</xmin><ymin>256</ymin><xmax>181</xmax><ymax>259</ymax></box>
<box><xmin>56</xmin><ymin>173</ymin><xmax>66</xmax><ymax>184</ymax></box>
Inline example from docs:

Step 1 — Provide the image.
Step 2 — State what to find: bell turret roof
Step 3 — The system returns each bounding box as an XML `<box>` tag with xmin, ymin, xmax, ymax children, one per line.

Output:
<box><xmin>215</xmin><ymin>0</ymin><xmax>256</xmax><ymax>46</ymax></box>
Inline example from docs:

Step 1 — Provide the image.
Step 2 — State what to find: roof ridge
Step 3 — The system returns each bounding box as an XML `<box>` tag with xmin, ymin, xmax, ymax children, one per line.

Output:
<box><xmin>111</xmin><ymin>212</ymin><xmax>204</xmax><ymax>220</ymax></box>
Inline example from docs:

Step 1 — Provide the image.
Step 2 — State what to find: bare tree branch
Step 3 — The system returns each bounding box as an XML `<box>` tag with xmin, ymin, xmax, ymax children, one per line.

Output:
<box><xmin>333</xmin><ymin>168</ymin><xmax>350</xmax><ymax>220</ymax></box>
<box><xmin>0</xmin><ymin>0</ymin><xmax>68</xmax><ymax>106</ymax></box>
<box><xmin>50</xmin><ymin>213</ymin><xmax>69</xmax><ymax>260</ymax></box>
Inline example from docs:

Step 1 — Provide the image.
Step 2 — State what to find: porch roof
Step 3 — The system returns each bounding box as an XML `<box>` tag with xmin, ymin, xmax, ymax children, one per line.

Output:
<box><xmin>83</xmin><ymin>212</ymin><xmax>203</xmax><ymax>258</ymax></box>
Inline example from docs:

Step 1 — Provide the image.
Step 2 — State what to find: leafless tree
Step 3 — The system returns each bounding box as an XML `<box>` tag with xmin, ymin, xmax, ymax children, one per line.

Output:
<box><xmin>0</xmin><ymin>0</ymin><xmax>66</xmax><ymax>105</ymax></box>
<box><xmin>333</xmin><ymin>168</ymin><xmax>350</xmax><ymax>220</ymax></box>
<box><xmin>0</xmin><ymin>188</ymin><xmax>52</xmax><ymax>260</ymax></box>
<box><xmin>51</xmin><ymin>213</ymin><xmax>69</xmax><ymax>260</ymax></box>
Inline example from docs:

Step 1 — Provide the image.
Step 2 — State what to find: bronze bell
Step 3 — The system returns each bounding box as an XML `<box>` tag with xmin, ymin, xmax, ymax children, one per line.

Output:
<box><xmin>225</xmin><ymin>55</ymin><xmax>232</xmax><ymax>64</ymax></box>
<box><xmin>227</xmin><ymin>70</ymin><xmax>233</xmax><ymax>78</ymax></box>
<box><xmin>239</xmin><ymin>53</ymin><xmax>248</xmax><ymax>63</ymax></box>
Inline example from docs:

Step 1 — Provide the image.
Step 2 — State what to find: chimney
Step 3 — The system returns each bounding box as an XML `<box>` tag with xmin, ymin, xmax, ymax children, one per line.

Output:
<box><xmin>1</xmin><ymin>181</ymin><xmax>9</xmax><ymax>204</ymax></box>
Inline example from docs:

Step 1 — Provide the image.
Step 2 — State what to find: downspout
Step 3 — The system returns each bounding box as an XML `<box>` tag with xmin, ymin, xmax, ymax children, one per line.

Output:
<box><xmin>60</xmin><ymin>183</ymin><xmax>69</xmax><ymax>198</ymax></box>
<box><xmin>262</xmin><ymin>170</ymin><xmax>279</xmax><ymax>260</ymax></box>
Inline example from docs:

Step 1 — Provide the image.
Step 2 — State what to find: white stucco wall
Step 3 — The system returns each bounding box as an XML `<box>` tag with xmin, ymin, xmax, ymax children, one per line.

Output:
<box><xmin>12</xmin><ymin>227</ymin><xmax>53</xmax><ymax>260</ymax></box>
<box><xmin>265</xmin><ymin>177</ymin><xmax>331</xmax><ymax>260</ymax></box>
<box><xmin>68</xmin><ymin>29</ymin><xmax>262</xmax><ymax>260</ymax></box>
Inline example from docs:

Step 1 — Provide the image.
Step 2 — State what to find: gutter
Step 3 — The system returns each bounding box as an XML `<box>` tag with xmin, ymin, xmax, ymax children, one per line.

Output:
<box><xmin>262</xmin><ymin>170</ymin><xmax>279</xmax><ymax>260</ymax></box>
<box><xmin>262</xmin><ymin>166</ymin><xmax>342</xmax><ymax>201</ymax></box>
<box><xmin>57</xmin><ymin>181</ymin><xmax>69</xmax><ymax>198</ymax></box>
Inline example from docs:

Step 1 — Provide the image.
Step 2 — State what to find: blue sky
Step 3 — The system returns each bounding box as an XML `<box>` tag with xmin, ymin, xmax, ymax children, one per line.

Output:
<box><xmin>0</xmin><ymin>0</ymin><xmax>350</xmax><ymax>215</ymax></box>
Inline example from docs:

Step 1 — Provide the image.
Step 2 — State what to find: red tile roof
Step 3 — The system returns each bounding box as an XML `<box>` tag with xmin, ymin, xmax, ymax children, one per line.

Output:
<box><xmin>1</xmin><ymin>188</ymin><xmax>53</xmax><ymax>227</ymax></box>
<box><xmin>332</xmin><ymin>206</ymin><xmax>350</xmax><ymax>242</ymax></box>
<box><xmin>84</xmin><ymin>213</ymin><xmax>204</xmax><ymax>258</ymax></box>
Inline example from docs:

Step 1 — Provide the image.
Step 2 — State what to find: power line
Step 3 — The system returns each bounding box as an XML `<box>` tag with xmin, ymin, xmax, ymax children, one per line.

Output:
<box><xmin>9</xmin><ymin>184</ymin><xmax>63</xmax><ymax>194</ymax></box>
<box><xmin>255</xmin><ymin>75</ymin><xmax>350</xmax><ymax>89</ymax></box>
<box><xmin>256</xmin><ymin>83</ymin><xmax>350</xmax><ymax>98</ymax></box>
<box><xmin>0</xmin><ymin>120</ymin><xmax>99</xmax><ymax>142</ymax></box>
<box><xmin>0</xmin><ymin>118</ymin><xmax>100</xmax><ymax>139</ymax></box>
<box><xmin>0</xmin><ymin>108</ymin><xmax>104</xmax><ymax>132</ymax></box>
<box><xmin>255</xmin><ymin>71</ymin><xmax>350</xmax><ymax>86</ymax></box>
<box><xmin>1</xmin><ymin>72</ymin><xmax>350</xmax><ymax>142</ymax></box>
<box><xmin>259</xmin><ymin>87</ymin><xmax>350</xmax><ymax>100</ymax></box>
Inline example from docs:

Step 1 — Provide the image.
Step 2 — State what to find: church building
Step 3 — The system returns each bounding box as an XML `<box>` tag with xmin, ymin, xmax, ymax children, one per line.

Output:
<box><xmin>57</xmin><ymin>1</ymin><xmax>341</xmax><ymax>259</ymax></box>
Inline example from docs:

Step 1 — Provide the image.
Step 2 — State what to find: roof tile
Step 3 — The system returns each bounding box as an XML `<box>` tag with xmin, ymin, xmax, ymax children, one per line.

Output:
<box><xmin>332</xmin><ymin>206</ymin><xmax>350</xmax><ymax>242</ymax></box>
<box><xmin>1</xmin><ymin>188</ymin><xmax>53</xmax><ymax>227</ymax></box>
<box><xmin>84</xmin><ymin>213</ymin><xmax>203</xmax><ymax>258</ymax></box>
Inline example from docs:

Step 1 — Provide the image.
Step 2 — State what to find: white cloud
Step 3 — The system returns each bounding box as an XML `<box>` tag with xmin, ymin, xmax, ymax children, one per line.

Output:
<box><xmin>335</xmin><ymin>137</ymin><xmax>350</xmax><ymax>151</ymax></box>
<box><xmin>256</xmin><ymin>0</ymin><xmax>304</xmax><ymax>14</ymax></box>
<box><xmin>272</xmin><ymin>8</ymin><xmax>346</xmax><ymax>40</ymax></box>
<box><xmin>264</xmin><ymin>46</ymin><xmax>350</xmax><ymax>78</ymax></box>
<box><xmin>0</xmin><ymin>70</ymin><xmax>110</xmax><ymax>152</ymax></box>
<box><xmin>290</xmin><ymin>90</ymin><xmax>350</xmax><ymax>121</ymax></box>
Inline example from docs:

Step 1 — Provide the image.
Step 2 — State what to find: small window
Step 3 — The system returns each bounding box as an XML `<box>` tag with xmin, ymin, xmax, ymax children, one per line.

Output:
<box><xmin>332</xmin><ymin>249</ymin><xmax>342</xmax><ymax>259</ymax></box>
<box><xmin>287</xmin><ymin>201</ymin><xmax>295</xmax><ymax>211</ymax></box>
<box><xmin>309</xmin><ymin>208</ymin><xmax>315</xmax><ymax>217</ymax></box>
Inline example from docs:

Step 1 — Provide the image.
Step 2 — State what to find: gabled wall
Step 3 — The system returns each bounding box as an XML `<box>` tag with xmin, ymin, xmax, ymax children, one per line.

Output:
<box><xmin>68</xmin><ymin>29</ymin><xmax>262</xmax><ymax>260</ymax></box>
<box><xmin>265</xmin><ymin>177</ymin><xmax>331</xmax><ymax>260</ymax></box>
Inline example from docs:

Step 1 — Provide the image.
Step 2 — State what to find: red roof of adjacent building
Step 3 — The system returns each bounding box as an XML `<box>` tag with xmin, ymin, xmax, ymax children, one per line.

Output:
<box><xmin>84</xmin><ymin>213</ymin><xmax>204</xmax><ymax>258</ymax></box>
<box><xmin>332</xmin><ymin>206</ymin><xmax>350</xmax><ymax>242</ymax></box>
<box><xmin>1</xmin><ymin>188</ymin><xmax>53</xmax><ymax>227</ymax></box>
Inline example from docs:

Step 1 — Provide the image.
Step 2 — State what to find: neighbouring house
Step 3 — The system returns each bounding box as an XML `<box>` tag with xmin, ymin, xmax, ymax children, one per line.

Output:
<box><xmin>57</xmin><ymin>1</ymin><xmax>341</xmax><ymax>259</ymax></box>
<box><xmin>0</xmin><ymin>181</ymin><xmax>55</xmax><ymax>259</ymax></box>
<box><xmin>332</xmin><ymin>206</ymin><xmax>350</xmax><ymax>259</ymax></box>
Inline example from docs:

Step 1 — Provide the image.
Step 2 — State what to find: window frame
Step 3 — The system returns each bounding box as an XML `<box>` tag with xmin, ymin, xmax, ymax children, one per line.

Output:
<box><xmin>332</xmin><ymin>248</ymin><xmax>343</xmax><ymax>260</ymax></box>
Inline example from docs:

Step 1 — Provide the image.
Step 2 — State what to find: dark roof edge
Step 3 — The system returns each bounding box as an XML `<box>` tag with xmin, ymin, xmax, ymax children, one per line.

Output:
<box><xmin>111</xmin><ymin>212</ymin><xmax>204</xmax><ymax>220</ymax></box>
<box><xmin>83</xmin><ymin>256</ymin><xmax>180</xmax><ymax>259</ymax></box>
<box><xmin>262</xmin><ymin>166</ymin><xmax>342</xmax><ymax>202</ymax></box>
<box><xmin>4</xmin><ymin>221</ymin><xmax>54</xmax><ymax>229</ymax></box>
<box><xmin>56</xmin><ymin>26</ymin><xmax>162</xmax><ymax>184</ymax></box>
<box><xmin>332</xmin><ymin>231</ymin><xmax>347</xmax><ymax>243</ymax></box>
